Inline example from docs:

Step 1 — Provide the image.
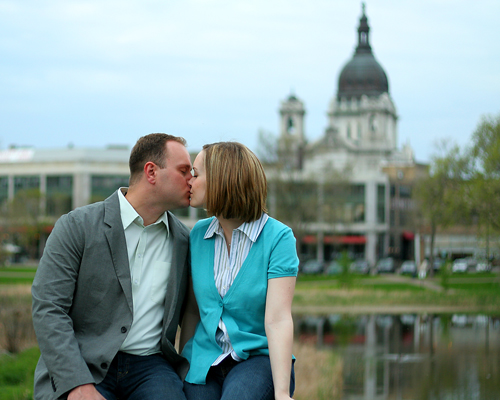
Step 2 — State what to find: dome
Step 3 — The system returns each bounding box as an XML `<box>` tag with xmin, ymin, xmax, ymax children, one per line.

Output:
<box><xmin>337</xmin><ymin>4</ymin><xmax>389</xmax><ymax>100</ymax></box>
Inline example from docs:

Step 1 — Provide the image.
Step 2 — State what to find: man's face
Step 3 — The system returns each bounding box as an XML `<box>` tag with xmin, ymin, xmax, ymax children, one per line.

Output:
<box><xmin>156</xmin><ymin>141</ymin><xmax>192</xmax><ymax>210</ymax></box>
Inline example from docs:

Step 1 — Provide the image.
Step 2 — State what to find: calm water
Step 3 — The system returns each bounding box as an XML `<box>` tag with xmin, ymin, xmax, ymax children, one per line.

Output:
<box><xmin>296</xmin><ymin>313</ymin><xmax>500</xmax><ymax>399</ymax></box>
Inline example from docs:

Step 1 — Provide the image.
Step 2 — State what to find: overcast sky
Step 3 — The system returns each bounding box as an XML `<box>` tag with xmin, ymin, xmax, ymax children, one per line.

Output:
<box><xmin>0</xmin><ymin>0</ymin><xmax>498</xmax><ymax>163</ymax></box>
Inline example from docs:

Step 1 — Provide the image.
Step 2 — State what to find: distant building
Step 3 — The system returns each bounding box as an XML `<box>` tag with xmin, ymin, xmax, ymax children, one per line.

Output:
<box><xmin>0</xmin><ymin>145</ymin><xmax>130</xmax><ymax>213</ymax></box>
<box><xmin>267</xmin><ymin>4</ymin><xmax>425</xmax><ymax>267</ymax></box>
<box><xmin>0</xmin><ymin>145</ymin><xmax>131</xmax><ymax>256</ymax></box>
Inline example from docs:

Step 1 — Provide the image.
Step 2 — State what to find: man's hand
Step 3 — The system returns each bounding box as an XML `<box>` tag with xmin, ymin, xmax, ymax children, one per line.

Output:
<box><xmin>68</xmin><ymin>384</ymin><xmax>106</xmax><ymax>400</ymax></box>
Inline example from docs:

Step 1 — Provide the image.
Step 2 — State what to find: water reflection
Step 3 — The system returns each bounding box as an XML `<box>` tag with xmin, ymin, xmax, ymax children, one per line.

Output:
<box><xmin>296</xmin><ymin>313</ymin><xmax>500</xmax><ymax>399</ymax></box>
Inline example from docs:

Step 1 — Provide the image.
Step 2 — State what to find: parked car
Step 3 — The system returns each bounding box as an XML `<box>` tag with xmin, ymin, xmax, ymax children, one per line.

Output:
<box><xmin>0</xmin><ymin>243</ymin><xmax>22</xmax><ymax>266</ymax></box>
<box><xmin>325</xmin><ymin>260</ymin><xmax>342</xmax><ymax>275</ymax></box>
<box><xmin>350</xmin><ymin>259</ymin><xmax>370</xmax><ymax>274</ymax></box>
<box><xmin>463</xmin><ymin>257</ymin><xmax>477</xmax><ymax>270</ymax></box>
<box><xmin>432</xmin><ymin>257</ymin><xmax>445</xmax><ymax>271</ymax></box>
<box><xmin>452</xmin><ymin>258</ymin><xmax>468</xmax><ymax>273</ymax></box>
<box><xmin>400</xmin><ymin>260</ymin><xmax>417</xmax><ymax>276</ymax></box>
<box><xmin>376</xmin><ymin>257</ymin><xmax>395</xmax><ymax>273</ymax></box>
<box><xmin>475</xmin><ymin>259</ymin><xmax>491</xmax><ymax>272</ymax></box>
<box><xmin>301</xmin><ymin>259</ymin><xmax>324</xmax><ymax>274</ymax></box>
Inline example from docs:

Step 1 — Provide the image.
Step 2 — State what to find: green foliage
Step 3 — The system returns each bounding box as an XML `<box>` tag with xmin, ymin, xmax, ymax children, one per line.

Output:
<box><xmin>337</xmin><ymin>251</ymin><xmax>354</xmax><ymax>288</ymax></box>
<box><xmin>470</xmin><ymin>113</ymin><xmax>500</xmax><ymax>178</ymax></box>
<box><xmin>439</xmin><ymin>260</ymin><xmax>452</xmax><ymax>291</ymax></box>
<box><xmin>330</xmin><ymin>315</ymin><xmax>357</xmax><ymax>347</ymax></box>
<box><xmin>3</xmin><ymin>188</ymin><xmax>51</xmax><ymax>260</ymax></box>
<box><xmin>465</xmin><ymin>112</ymin><xmax>500</xmax><ymax>257</ymax></box>
<box><xmin>415</xmin><ymin>144</ymin><xmax>467</xmax><ymax>223</ymax></box>
<box><xmin>0</xmin><ymin>347</ymin><xmax>39</xmax><ymax>400</ymax></box>
<box><xmin>414</xmin><ymin>138</ymin><xmax>478</xmax><ymax>276</ymax></box>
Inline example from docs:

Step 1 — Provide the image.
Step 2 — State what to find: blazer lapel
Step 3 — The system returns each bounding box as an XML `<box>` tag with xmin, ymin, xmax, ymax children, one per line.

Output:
<box><xmin>104</xmin><ymin>191</ymin><xmax>133</xmax><ymax>313</ymax></box>
<box><xmin>163</xmin><ymin>212</ymin><xmax>189</xmax><ymax>328</ymax></box>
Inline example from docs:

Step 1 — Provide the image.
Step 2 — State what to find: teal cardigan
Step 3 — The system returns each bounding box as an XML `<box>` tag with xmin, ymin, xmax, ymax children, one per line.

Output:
<box><xmin>182</xmin><ymin>216</ymin><xmax>299</xmax><ymax>384</ymax></box>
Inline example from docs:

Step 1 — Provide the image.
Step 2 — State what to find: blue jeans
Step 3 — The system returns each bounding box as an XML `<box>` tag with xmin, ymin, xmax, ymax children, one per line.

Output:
<box><xmin>183</xmin><ymin>355</ymin><xmax>295</xmax><ymax>400</ymax></box>
<box><xmin>95</xmin><ymin>352</ymin><xmax>186</xmax><ymax>400</ymax></box>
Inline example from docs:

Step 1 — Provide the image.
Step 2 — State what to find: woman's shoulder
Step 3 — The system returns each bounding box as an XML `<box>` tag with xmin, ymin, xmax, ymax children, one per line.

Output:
<box><xmin>191</xmin><ymin>216</ymin><xmax>215</xmax><ymax>233</ymax></box>
<box><xmin>264</xmin><ymin>216</ymin><xmax>293</xmax><ymax>234</ymax></box>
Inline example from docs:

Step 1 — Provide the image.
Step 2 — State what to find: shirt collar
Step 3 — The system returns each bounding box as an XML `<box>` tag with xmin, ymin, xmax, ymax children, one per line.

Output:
<box><xmin>204</xmin><ymin>213</ymin><xmax>268</xmax><ymax>243</ymax></box>
<box><xmin>118</xmin><ymin>188</ymin><xmax>170</xmax><ymax>235</ymax></box>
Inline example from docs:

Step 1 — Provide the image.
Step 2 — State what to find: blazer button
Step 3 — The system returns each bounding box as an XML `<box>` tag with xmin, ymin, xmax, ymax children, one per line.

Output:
<box><xmin>101</xmin><ymin>363</ymin><xmax>108</xmax><ymax>369</ymax></box>
<box><xmin>121</xmin><ymin>326</ymin><xmax>127</xmax><ymax>333</ymax></box>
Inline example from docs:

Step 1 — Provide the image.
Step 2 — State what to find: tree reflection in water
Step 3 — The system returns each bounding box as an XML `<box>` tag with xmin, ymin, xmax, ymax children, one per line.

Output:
<box><xmin>295</xmin><ymin>313</ymin><xmax>500</xmax><ymax>399</ymax></box>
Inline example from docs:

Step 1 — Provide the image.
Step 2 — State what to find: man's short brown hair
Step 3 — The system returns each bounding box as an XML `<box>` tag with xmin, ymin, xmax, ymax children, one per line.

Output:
<box><xmin>129</xmin><ymin>133</ymin><xmax>187</xmax><ymax>185</ymax></box>
<box><xmin>203</xmin><ymin>142</ymin><xmax>267</xmax><ymax>222</ymax></box>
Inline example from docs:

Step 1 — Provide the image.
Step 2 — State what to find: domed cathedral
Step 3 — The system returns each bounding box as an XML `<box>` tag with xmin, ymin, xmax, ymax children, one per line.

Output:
<box><xmin>329</xmin><ymin>2</ymin><xmax>397</xmax><ymax>154</ymax></box>
<box><xmin>273</xmin><ymin>3</ymin><xmax>424</xmax><ymax>269</ymax></box>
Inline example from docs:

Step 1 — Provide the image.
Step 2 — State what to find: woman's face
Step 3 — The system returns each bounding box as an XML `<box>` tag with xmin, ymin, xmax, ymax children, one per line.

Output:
<box><xmin>189</xmin><ymin>150</ymin><xmax>206</xmax><ymax>208</ymax></box>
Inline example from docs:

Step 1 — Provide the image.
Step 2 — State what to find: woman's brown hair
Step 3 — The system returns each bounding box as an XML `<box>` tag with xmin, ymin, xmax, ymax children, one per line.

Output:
<box><xmin>203</xmin><ymin>142</ymin><xmax>267</xmax><ymax>222</ymax></box>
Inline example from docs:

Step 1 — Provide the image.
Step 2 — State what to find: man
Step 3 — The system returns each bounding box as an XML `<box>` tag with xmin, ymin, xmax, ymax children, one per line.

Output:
<box><xmin>32</xmin><ymin>133</ymin><xmax>193</xmax><ymax>400</ymax></box>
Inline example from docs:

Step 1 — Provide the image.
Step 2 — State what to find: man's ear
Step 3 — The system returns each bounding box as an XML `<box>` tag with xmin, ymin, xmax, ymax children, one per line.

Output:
<box><xmin>144</xmin><ymin>162</ymin><xmax>157</xmax><ymax>184</ymax></box>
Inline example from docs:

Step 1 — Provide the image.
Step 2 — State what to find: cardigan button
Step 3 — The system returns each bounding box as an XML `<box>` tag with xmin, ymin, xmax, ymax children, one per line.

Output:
<box><xmin>219</xmin><ymin>302</ymin><xmax>223</xmax><ymax>307</ymax></box>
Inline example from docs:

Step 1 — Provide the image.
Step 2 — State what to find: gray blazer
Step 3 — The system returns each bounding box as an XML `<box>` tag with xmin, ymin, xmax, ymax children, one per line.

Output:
<box><xmin>31</xmin><ymin>191</ymin><xmax>190</xmax><ymax>400</ymax></box>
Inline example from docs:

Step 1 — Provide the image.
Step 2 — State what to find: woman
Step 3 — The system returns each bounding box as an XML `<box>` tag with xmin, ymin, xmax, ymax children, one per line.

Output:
<box><xmin>180</xmin><ymin>142</ymin><xmax>298</xmax><ymax>400</ymax></box>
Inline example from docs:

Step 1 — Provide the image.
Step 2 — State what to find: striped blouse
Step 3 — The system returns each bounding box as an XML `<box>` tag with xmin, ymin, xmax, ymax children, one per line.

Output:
<box><xmin>203</xmin><ymin>213</ymin><xmax>269</xmax><ymax>365</ymax></box>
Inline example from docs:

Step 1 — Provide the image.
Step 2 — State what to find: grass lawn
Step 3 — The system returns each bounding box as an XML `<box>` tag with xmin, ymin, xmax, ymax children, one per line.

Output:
<box><xmin>0</xmin><ymin>347</ymin><xmax>39</xmax><ymax>400</ymax></box>
<box><xmin>0</xmin><ymin>266</ymin><xmax>37</xmax><ymax>285</ymax></box>
<box><xmin>293</xmin><ymin>272</ymin><xmax>500</xmax><ymax>313</ymax></box>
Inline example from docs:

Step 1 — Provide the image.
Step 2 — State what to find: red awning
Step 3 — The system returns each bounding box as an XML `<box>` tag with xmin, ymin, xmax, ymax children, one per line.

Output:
<box><xmin>341</xmin><ymin>235</ymin><xmax>366</xmax><ymax>244</ymax></box>
<box><xmin>302</xmin><ymin>235</ymin><xmax>317</xmax><ymax>244</ymax></box>
<box><xmin>402</xmin><ymin>231</ymin><xmax>414</xmax><ymax>240</ymax></box>
<box><xmin>302</xmin><ymin>235</ymin><xmax>366</xmax><ymax>245</ymax></box>
<box><xmin>324</xmin><ymin>235</ymin><xmax>366</xmax><ymax>244</ymax></box>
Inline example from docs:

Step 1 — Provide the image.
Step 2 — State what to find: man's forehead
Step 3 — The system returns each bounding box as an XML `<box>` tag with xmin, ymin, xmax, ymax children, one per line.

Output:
<box><xmin>166</xmin><ymin>141</ymin><xmax>190</xmax><ymax>160</ymax></box>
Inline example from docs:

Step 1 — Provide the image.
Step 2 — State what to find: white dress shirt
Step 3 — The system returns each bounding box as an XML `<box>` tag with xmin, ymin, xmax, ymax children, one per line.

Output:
<box><xmin>117</xmin><ymin>188</ymin><xmax>173</xmax><ymax>355</ymax></box>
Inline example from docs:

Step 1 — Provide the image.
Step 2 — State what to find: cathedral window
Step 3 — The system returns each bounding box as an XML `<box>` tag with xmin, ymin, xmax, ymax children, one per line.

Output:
<box><xmin>287</xmin><ymin>117</ymin><xmax>295</xmax><ymax>134</ymax></box>
<box><xmin>369</xmin><ymin>114</ymin><xmax>377</xmax><ymax>133</ymax></box>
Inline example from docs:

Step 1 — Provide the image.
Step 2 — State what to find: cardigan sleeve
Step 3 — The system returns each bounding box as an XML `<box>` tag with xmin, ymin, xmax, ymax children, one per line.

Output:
<box><xmin>267</xmin><ymin>225</ymin><xmax>299</xmax><ymax>279</ymax></box>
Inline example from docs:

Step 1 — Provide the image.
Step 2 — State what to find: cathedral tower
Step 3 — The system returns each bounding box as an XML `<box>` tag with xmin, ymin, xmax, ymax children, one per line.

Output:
<box><xmin>278</xmin><ymin>93</ymin><xmax>306</xmax><ymax>169</ymax></box>
<box><xmin>326</xmin><ymin>3</ymin><xmax>398</xmax><ymax>153</ymax></box>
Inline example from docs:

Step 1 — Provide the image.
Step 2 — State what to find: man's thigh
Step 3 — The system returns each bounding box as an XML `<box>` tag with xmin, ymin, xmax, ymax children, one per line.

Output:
<box><xmin>117</xmin><ymin>353</ymin><xmax>185</xmax><ymax>400</ymax></box>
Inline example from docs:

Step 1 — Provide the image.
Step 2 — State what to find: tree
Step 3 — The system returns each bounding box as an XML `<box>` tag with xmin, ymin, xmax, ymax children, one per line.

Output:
<box><xmin>413</xmin><ymin>142</ymin><xmax>469</xmax><ymax>277</ymax></box>
<box><xmin>4</xmin><ymin>189</ymin><xmax>51</xmax><ymax>260</ymax></box>
<box><xmin>257</xmin><ymin>129</ymin><xmax>352</xmax><ymax>262</ymax></box>
<box><xmin>466</xmin><ymin>112</ymin><xmax>500</xmax><ymax>259</ymax></box>
<box><xmin>260</xmin><ymin>128</ymin><xmax>318</xmax><ymax>260</ymax></box>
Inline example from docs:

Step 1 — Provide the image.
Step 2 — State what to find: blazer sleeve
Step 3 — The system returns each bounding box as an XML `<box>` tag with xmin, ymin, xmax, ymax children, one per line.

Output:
<box><xmin>31</xmin><ymin>212</ymin><xmax>95</xmax><ymax>397</ymax></box>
